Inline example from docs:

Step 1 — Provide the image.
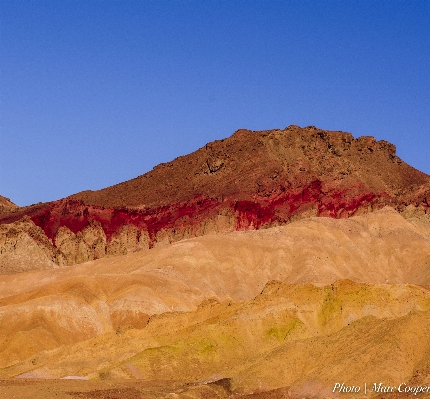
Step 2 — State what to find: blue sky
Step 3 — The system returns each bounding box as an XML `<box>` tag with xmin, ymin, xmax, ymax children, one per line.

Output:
<box><xmin>1</xmin><ymin>1</ymin><xmax>429</xmax><ymax>207</ymax></box>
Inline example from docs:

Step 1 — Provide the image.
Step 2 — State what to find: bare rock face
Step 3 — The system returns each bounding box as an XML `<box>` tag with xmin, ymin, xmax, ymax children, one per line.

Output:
<box><xmin>55</xmin><ymin>220</ymin><xmax>124</xmax><ymax>264</ymax></box>
<box><xmin>0</xmin><ymin>217</ymin><xmax>66</xmax><ymax>274</ymax></box>
<box><xmin>106</xmin><ymin>224</ymin><xmax>149</xmax><ymax>255</ymax></box>
<box><xmin>1</xmin><ymin>125</ymin><xmax>429</xmax><ymax>269</ymax></box>
<box><xmin>55</xmin><ymin>226</ymin><xmax>92</xmax><ymax>265</ymax></box>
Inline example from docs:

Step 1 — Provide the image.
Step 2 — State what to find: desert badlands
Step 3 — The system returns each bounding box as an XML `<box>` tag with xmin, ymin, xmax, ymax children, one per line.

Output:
<box><xmin>1</xmin><ymin>126</ymin><xmax>430</xmax><ymax>398</ymax></box>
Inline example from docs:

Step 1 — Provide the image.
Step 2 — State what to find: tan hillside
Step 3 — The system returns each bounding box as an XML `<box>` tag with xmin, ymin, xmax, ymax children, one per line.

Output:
<box><xmin>0</xmin><ymin>217</ymin><xmax>66</xmax><ymax>274</ymax></box>
<box><xmin>0</xmin><ymin>208</ymin><xmax>430</xmax><ymax>398</ymax></box>
<box><xmin>1</xmin><ymin>206</ymin><xmax>429</xmax><ymax>310</ymax></box>
<box><xmin>1</xmin><ymin>280</ymin><xmax>430</xmax><ymax>399</ymax></box>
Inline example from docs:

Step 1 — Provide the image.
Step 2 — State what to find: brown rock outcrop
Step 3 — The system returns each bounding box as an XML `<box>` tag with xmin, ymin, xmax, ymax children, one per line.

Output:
<box><xmin>68</xmin><ymin>126</ymin><xmax>429</xmax><ymax>210</ymax></box>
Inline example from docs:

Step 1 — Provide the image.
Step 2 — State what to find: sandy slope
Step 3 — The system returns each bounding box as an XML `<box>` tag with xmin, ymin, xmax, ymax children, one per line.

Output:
<box><xmin>1</xmin><ymin>207</ymin><xmax>429</xmax><ymax>301</ymax></box>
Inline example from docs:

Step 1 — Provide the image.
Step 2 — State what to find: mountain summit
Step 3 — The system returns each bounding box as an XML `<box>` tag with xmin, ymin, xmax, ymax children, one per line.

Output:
<box><xmin>71</xmin><ymin>125</ymin><xmax>429</xmax><ymax>211</ymax></box>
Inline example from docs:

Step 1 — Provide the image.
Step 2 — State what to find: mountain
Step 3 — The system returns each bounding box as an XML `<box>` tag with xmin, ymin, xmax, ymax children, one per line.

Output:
<box><xmin>1</xmin><ymin>126</ymin><xmax>429</xmax><ymax>270</ymax></box>
<box><xmin>1</xmin><ymin>126</ymin><xmax>430</xmax><ymax>398</ymax></box>
<box><xmin>68</xmin><ymin>125</ymin><xmax>428</xmax><ymax>211</ymax></box>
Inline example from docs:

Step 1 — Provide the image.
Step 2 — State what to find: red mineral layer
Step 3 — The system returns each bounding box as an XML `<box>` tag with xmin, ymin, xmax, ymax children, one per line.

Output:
<box><xmin>0</xmin><ymin>183</ymin><xmax>390</xmax><ymax>246</ymax></box>
<box><xmin>1</xmin><ymin>126</ymin><xmax>429</xmax><ymax>255</ymax></box>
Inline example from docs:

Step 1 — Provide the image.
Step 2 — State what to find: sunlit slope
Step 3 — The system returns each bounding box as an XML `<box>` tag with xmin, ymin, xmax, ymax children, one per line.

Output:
<box><xmin>2</xmin><ymin>280</ymin><xmax>430</xmax><ymax>398</ymax></box>
<box><xmin>1</xmin><ymin>208</ymin><xmax>430</xmax><ymax>370</ymax></box>
<box><xmin>2</xmin><ymin>207</ymin><xmax>430</xmax><ymax>298</ymax></box>
<box><xmin>117</xmin><ymin>282</ymin><xmax>430</xmax><ymax>397</ymax></box>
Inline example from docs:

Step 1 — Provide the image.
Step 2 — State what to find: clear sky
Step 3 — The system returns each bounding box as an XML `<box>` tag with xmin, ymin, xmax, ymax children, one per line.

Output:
<box><xmin>1</xmin><ymin>1</ymin><xmax>429</xmax><ymax>207</ymax></box>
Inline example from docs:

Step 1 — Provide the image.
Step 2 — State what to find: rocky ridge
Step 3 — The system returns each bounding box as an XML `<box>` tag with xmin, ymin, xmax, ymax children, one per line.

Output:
<box><xmin>0</xmin><ymin>216</ymin><xmax>65</xmax><ymax>274</ymax></box>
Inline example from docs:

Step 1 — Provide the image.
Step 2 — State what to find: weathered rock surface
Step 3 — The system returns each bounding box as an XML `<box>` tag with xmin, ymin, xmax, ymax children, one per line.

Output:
<box><xmin>69</xmin><ymin>126</ymin><xmax>430</xmax><ymax>211</ymax></box>
<box><xmin>1</xmin><ymin>126</ymin><xmax>429</xmax><ymax>269</ymax></box>
<box><xmin>0</xmin><ymin>217</ymin><xmax>66</xmax><ymax>274</ymax></box>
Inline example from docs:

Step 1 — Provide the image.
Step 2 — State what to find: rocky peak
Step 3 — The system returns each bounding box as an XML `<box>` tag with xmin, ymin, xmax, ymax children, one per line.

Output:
<box><xmin>0</xmin><ymin>196</ymin><xmax>18</xmax><ymax>214</ymax></box>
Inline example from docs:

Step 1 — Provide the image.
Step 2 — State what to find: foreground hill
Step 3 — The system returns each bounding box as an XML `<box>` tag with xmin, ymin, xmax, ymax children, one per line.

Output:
<box><xmin>1</xmin><ymin>126</ymin><xmax>429</xmax><ymax>269</ymax></box>
<box><xmin>1</xmin><ymin>208</ymin><xmax>430</xmax><ymax>394</ymax></box>
<box><xmin>2</xmin><ymin>279</ymin><xmax>430</xmax><ymax>398</ymax></box>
